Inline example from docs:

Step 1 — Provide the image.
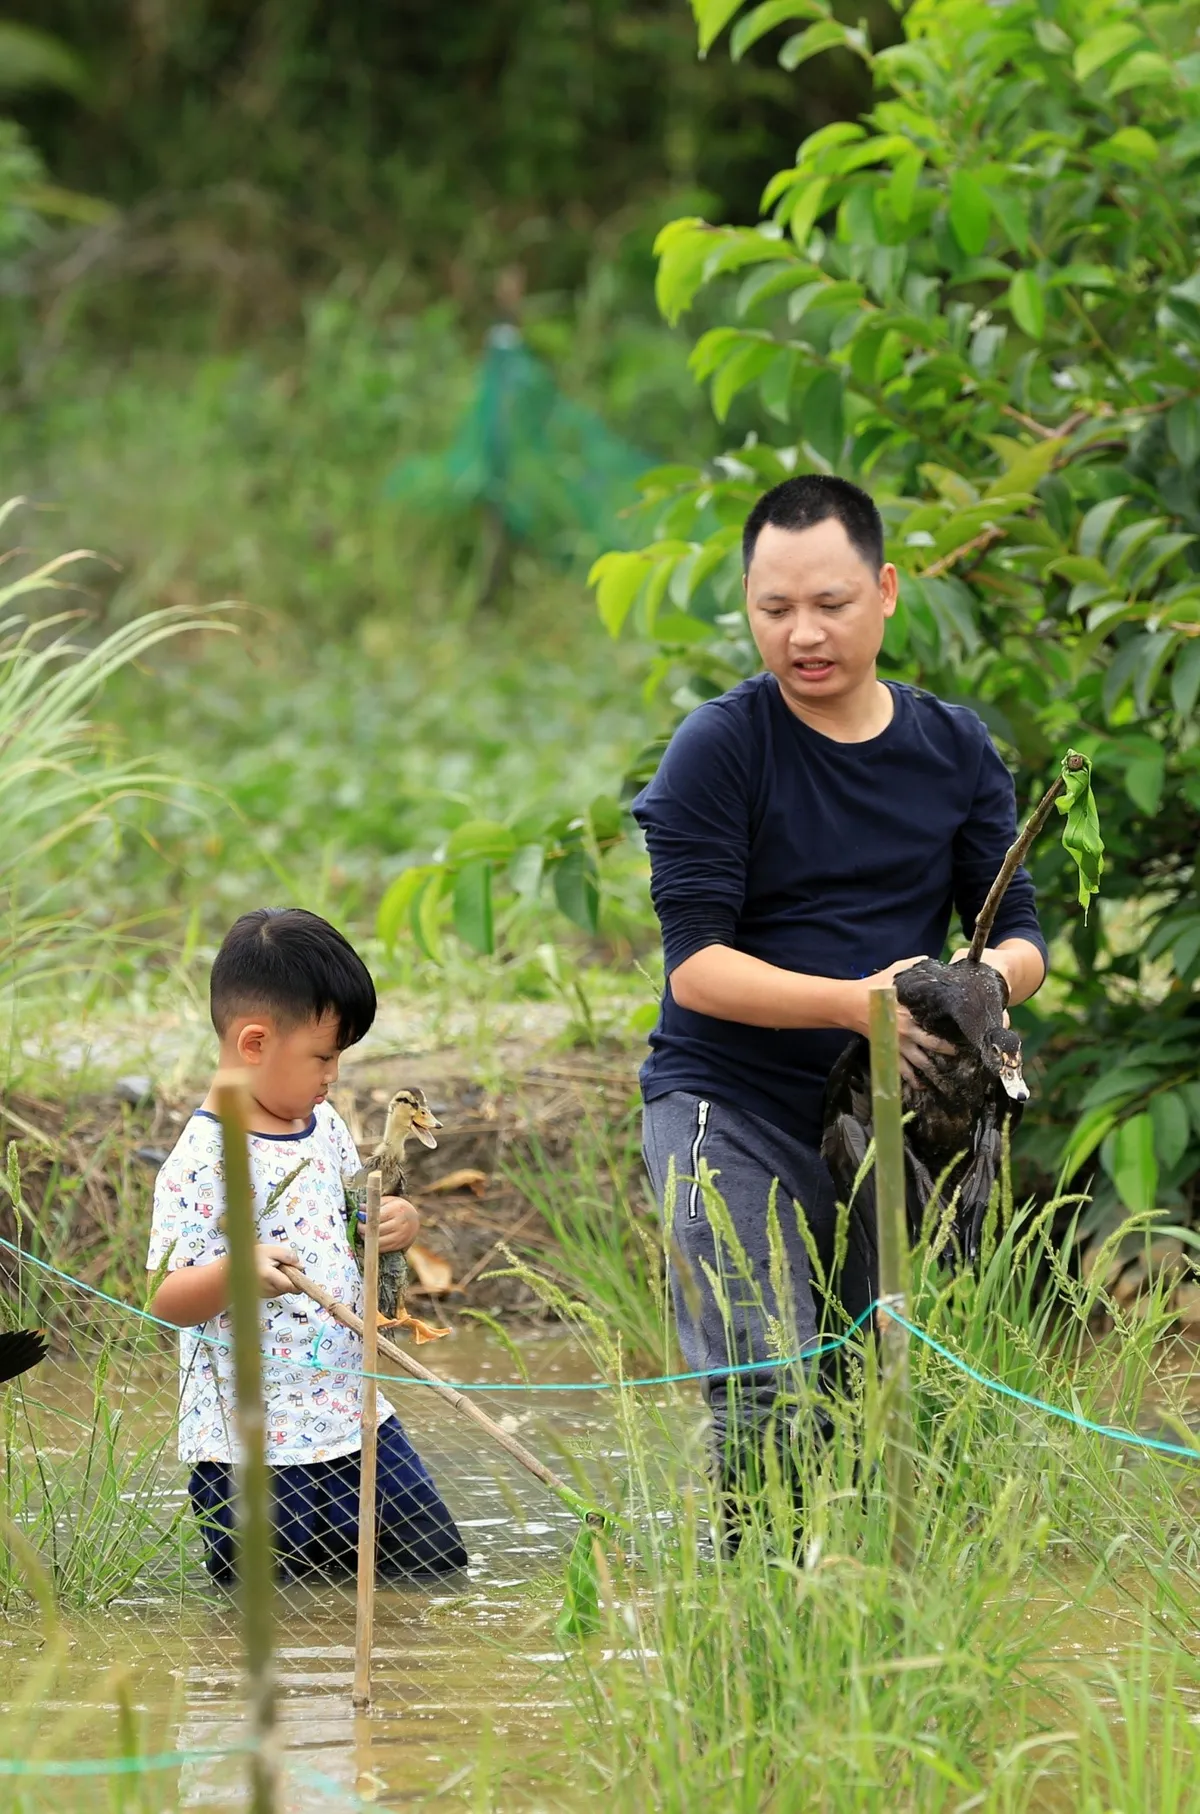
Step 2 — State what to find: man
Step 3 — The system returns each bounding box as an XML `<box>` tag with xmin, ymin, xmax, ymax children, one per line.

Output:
<box><xmin>633</xmin><ymin>474</ymin><xmax>1047</xmax><ymax>1531</ymax></box>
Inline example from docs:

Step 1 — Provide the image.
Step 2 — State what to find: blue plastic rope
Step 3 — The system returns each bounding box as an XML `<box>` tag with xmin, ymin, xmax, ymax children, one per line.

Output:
<box><xmin>5</xmin><ymin>1235</ymin><xmax>1200</xmax><ymax>1463</ymax></box>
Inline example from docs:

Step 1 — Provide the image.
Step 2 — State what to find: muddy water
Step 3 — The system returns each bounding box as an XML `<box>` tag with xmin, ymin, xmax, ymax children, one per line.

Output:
<box><xmin>0</xmin><ymin>1326</ymin><xmax>643</xmax><ymax>1811</ymax></box>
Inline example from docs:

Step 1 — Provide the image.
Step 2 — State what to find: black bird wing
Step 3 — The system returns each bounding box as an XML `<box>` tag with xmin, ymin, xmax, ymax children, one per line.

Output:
<box><xmin>0</xmin><ymin>1329</ymin><xmax>47</xmax><ymax>1384</ymax></box>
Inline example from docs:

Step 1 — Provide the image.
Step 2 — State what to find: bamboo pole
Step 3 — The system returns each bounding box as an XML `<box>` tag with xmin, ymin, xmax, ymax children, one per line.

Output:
<box><xmin>214</xmin><ymin>1073</ymin><xmax>280</xmax><ymax>1814</ymax></box>
<box><xmin>868</xmin><ymin>990</ymin><xmax>917</xmax><ymax>1570</ymax></box>
<box><xmin>967</xmin><ymin>753</ymin><xmax>1086</xmax><ymax>963</ymax></box>
<box><xmin>277</xmin><ymin>1262</ymin><xmax>588</xmax><ymax>1508</ymax></box>
<box><xmin>352</xmin><ymin>1171</ymin><xmax>382</xmax><ymax>1712</ymax></box>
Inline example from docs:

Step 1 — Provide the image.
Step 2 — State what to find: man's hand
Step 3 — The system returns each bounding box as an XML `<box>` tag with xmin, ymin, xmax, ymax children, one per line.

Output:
<box><xmin>853</xmin><ymin>955</ymin><xmax>957</xmax><ymax>1090</ymax></box>
<box><xmin>255</xmin><ymin>1242</ymin><xmax>299</xmax><ymax>1298</ymax></box>
<box><xmin>376</xmin><ymin>1196</ymin><xmax>420</xmax><ymax>1255</ymax></box>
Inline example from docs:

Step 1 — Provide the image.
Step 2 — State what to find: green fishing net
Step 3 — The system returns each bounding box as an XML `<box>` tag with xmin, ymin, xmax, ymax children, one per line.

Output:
<box><xmin>386</xmin><ymin>326</ymin><xmax>651</xmax><ymax>569</ymax></box>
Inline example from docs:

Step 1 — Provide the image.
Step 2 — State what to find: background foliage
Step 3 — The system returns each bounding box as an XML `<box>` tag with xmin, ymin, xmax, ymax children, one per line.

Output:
<box><xmin>3</xmin><ymin>0</ymin><xmax>1199</xmax><ymax>1244</ymax></box>
<box><xmin>589</xmin><ymin>0</ymin><xmax>1200</xmax><ymax>1237</ymax></box>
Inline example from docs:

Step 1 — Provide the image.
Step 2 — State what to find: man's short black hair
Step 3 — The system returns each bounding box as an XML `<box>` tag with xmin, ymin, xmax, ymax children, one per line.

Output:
<box><xmin>210</xmin><ymin>908</ymin><xmax>376</xmax><ymax>1049</ymax></box>
<box><xmin>742</xmin><ymin>474</ymin><xmax>885</xmax><ymax>575</ymax></box>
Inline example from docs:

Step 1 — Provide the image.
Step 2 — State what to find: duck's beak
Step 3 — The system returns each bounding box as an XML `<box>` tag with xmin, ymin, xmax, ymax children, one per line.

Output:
<box><xmin>412</xmin><ymin>1107</ymin><xmax>442</xmax><ymax>1149</ymax></box>
<box><xmin>1000</xmin><ymin>1065</ymin><xmax>1030</xmax><ymax>1103</ymax></box>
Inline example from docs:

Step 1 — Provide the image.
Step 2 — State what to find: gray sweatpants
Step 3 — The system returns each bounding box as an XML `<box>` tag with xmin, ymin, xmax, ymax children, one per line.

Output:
<box><xmin>642</xmin><ymin>1090</ymin><xmax>876</xmax><ymax>1486</ymax></box>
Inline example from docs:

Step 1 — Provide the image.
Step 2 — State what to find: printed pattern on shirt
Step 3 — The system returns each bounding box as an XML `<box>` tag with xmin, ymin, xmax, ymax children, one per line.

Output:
<box><xmin>147</xmin><ymin>1103</ymin><xmax>394</xmax><ymax>1467</ymax></box>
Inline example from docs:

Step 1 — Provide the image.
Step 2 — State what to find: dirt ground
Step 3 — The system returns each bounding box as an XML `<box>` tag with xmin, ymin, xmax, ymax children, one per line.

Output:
<box><xmin>0</xmin><ymin>1032</ymin><xmax>643</xmax><ymax>1321</ymax></box>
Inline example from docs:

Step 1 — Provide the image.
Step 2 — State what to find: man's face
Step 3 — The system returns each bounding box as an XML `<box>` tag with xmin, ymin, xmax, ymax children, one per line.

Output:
<box><xmin>743</xmin><ymin>517</ymin><xmax>898</xmax><ymax>713</ymax></box>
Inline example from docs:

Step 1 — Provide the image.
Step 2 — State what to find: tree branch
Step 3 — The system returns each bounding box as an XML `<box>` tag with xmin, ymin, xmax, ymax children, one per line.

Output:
<box><xmin>967</xmin><ymin>754</ymin><xmax>1086</xmax><ymax>962</ymax></box>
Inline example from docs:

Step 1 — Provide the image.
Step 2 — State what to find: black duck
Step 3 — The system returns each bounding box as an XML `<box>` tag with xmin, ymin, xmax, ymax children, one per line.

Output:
<box><xmin>822</xmin><ymin>958</ymin><xmax>1029</xmax><ymax>1266</ymax></box>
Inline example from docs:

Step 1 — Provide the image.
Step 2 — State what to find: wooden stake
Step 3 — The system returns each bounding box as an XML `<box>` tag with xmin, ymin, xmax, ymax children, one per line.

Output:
<box><xmin>278</xmin><ymin>1263</ymin><xmax>581</xmax><ymax>1503</ymax></box>
<box><xmin>214</xmin><ymin>1073</ymin><xmax>280</xmax><ymax>1814</ymax></box>
<box><xmin>352</xmin><ymin>1171</ymin><xmax>382</xmax><ymax>1712</ymax></box>
<box><xmin>868</xmin><ymin>990</ymin><xmax>917</xmax><ymax>1570</ymax></box>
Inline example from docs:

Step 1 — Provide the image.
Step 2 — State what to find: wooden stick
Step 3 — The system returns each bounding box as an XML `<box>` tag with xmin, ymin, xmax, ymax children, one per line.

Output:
<box><xmin>278</xmin><ymin>1263</ymin><xmax>581</xmax><ymax>1505</ymax></box>
<box><xmin>352</xmin><ymin>1171</ymin><xmax>381</xmax><ymax>1712</ymax></box>
<box><xmin>214</xmin><ymin>1074</ymin><xmax>280</xmax><ymax>1814</ymax></box>
<box><xmin>868</xmin><ymin>991</ymin><xmax>916</xmax><ymax>1570</ymax></box>
<box><xmin>967</xmin><ymin>754</ymin><xmax>1086</xmax><ymax>963</ymax></box>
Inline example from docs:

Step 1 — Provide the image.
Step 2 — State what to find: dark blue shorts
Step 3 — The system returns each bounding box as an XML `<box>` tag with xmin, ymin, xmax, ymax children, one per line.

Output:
<box><xmin>189</xmin><ymin>1414</ymin><xmax>468</xmax><ymax>1583</ymax></box>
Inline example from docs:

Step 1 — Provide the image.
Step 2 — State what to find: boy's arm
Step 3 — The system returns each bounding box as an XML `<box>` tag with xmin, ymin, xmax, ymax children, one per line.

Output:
<box><xmin>149</xmin><ymin>1243</ymin><xmax>299</xmax><ymax>1326</ymax></box>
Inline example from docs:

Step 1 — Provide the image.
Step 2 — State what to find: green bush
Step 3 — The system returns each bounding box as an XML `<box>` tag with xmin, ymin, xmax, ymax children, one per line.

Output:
<box><xmin>590</xmin><ymin>0</ymin><xmax>1200</xmax><ymax>1244</ymax></box>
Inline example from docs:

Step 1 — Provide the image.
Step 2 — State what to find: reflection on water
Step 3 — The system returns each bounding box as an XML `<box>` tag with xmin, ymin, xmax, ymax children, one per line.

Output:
<box><xmin>0</xmin><ymin>1325</ymin><xmax>643</xmax><ymax>1810</ymax></box>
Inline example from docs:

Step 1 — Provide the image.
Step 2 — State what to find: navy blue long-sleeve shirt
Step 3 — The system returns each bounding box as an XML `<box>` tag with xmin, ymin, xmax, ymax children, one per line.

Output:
<box><xmin>632</xmin><ymin>674</ymin><xmax>1047</xmax><ymax>1146</ymax></box>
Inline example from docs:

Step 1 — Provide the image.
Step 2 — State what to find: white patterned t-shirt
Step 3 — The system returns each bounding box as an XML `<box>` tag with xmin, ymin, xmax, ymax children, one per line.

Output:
<box><xmin>147</xmin><ymin>1101</ymin><xmax>395</xmax><ymax>1467</ymax></box>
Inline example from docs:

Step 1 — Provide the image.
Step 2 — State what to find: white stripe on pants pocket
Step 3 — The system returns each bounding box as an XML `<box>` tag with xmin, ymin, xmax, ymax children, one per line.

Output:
<box><xmin>687</xmin><ymin>1099</ymin><xmax>711</xmax><ymax>1220</ymax></box>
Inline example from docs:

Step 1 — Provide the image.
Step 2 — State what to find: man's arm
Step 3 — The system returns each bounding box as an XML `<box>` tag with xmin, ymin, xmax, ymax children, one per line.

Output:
<box><xmin>950</xmin><ymin>937</ymin><xmax>1045</xmax><ymax>1006</ymax></box>
<box><xmin>672</xmin><ymin>945</ymin><xmax>955</xmax><ymax>1085</ymax></box>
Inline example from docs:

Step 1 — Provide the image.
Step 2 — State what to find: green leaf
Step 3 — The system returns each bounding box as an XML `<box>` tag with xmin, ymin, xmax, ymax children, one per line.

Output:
<box><xmin>590</xmin><ymin>551</ymin><xmax>649</xmax><ymax>637</ymax></box>
<box><xmin>730</xmin><ymin>0</ymin><xmax>825</xmax><ymax>61</ymax></box>
<box><xmin>452</xmin><ymin>860</ymin><xmax>495</xmax><ymax>955</ymax></box>
<box><xmin>1073</xmin><ymin>21</ymin><xmax>1142</xmax><ymax>82</ymax></box>
<box><xmin>799</xmin><ymin>368</ymin><xmax>845</xmax><ymax>468</ymax></box>
<box><xmin>1107</xmin><ymin>50</ymin><xmax>1173</xmax><ymax>97</ymax></box>
<box><xmin>889</xmin><ymin>153</ymin><xmax>924</xmax><ymax>222</ymax></box>
<box><xmin>1007</xmin><ymin>269</ymin><xmax>1046</xmax><ymax>339</ymax></box>
<box><xmin>1078</xmin><ymin>495</ymin><xmax>1130</xmax><ymax>560</ymax></box>
<box><xmin>508</xmin><ymin>843</ymin><xmax>544</xmax><ymax>902</ymax></box>
<box><xmin>588</xmin><ymin>793</ymin><xmax>625</xmax><ymax>848</ymax></box>
<box><xmin>1168</xmin><ymin>399</ymin><xmax>1200</xmax><ymax>469</ymax></box>
<box><xmin>411</xmin><ymin>872</ymin><xmax>445</xmax><ymax>965</ymax></box>
<box><xmin>1171</xmin><ymin>639</ymin><xmax>1200</xmax><ymax>716</ymax></box>
<box><xmin>779</xmin><ymin>19</ymin><xmax>848</xmax><ymax>69</ymax></box>
<box><xmin>949</xmin><ymin>171</ymin><xmax>991</xmax><ymax>257</ymax></box>
<box><xmin>555</xmin><ymin>1521</ymin><xmax>603</xmax><ymax>1640</ymax></box>
<box><xmin>1111</xmin><ymin>1113</ymin><xmax>1159</xmax><ymax>1214</ymax></box>
<box><xmin>1125</xmin><ymin>748</ymin><xmax>1165</xmax><ymax>815</ymax></box>
<box><xmin>692</xmin><ymin>0</ymin><xmax>748</xmax><ymax>55</ymax></box>
<box><xmin>1055</xmin><ymin>750</ymin><xmax>1104</xmax><ymax>916</ymax></box>
<box><xmin>0</xmin><ymin>23</ymin><xmax>88</xmax><ymax>95</ymax></box>
<box><xmin>1091</xmin><ymin>126</ymin><xmax>1160</xmax><ymax>166</ymax></box>
<box><xmin>712</xmin><ymin>338</ymin><xmax>780</xmax><ymax>421</ymax></box>
<box><xmin>1061</xmin><ymin>1104</ymin><xmax>1119</xmax><ymax>1176</ymax></box>
<box><xmin>553</xmin><ymin>848</ymin><xmax>600</xmax><ymax>933</ymax></box>
<box><xmin>1150</xmin><ymin>1091</ymin><xmax>1191</xmax><ymax>1172</ymax></box>
<box><xmin>376</xmin><ymin>865</ymin><xmax>438</xmax><ymax>952</ymax></box>
<box><xmin>445</xmin><ymin>819</ymin><xmax>516</xmax><ymax>865</ymax></box>
<box><xmin>786</xmin><ymin>176</ymin><xmax>830</xmax><ymax>247</ymax></box>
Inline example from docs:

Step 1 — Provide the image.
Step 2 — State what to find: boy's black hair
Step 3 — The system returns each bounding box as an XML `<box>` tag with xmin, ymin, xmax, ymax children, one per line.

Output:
<box><xmin>210</xmin><ymin>908</ymin><xmax>376</xmax><ymax>1049</ymax></box>
<box><xmin>742</xmin><ymin>474</ymin><xmax>885</xmax><ymax>575</ymax></box>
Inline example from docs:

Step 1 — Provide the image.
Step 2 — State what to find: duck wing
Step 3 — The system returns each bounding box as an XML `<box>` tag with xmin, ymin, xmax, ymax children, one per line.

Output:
<box><xmin>951</xmin><ymin>1087</ymin><xmax>1026</xmax><ymax>1263</ymax></box>
<box><xmin>0</xmin><ymin>1329</ymin><xmax>47</xmax><ymax>1384</ymax></box>
<box><xmin>896</xmin><ymin>958</ymin><xmax>1008</xmax><ymax>1051</ymax></box>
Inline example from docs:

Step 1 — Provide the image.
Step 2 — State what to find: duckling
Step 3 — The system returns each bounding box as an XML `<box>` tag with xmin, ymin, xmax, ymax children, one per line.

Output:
<box><xmin>349</xmin><ymin>1088</ymin><xmax>449</xmax><ymax>1343</ymax></box>
<box><xmin>0</xmin><ymin>1329</ymin><xmax>47</xmax><ymax>1384</ymax></box>
<box><xmin>822</xmin><ymin>958</ymin><xmax>1029</xmax><ymax>1267</ymax></box>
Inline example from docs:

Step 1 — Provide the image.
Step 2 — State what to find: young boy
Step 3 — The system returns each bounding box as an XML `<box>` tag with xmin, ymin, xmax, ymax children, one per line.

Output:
<box><xmin>148</xmin><ymin>906</ymin><xmax>468</xmax><ymax>1583</ymax></box>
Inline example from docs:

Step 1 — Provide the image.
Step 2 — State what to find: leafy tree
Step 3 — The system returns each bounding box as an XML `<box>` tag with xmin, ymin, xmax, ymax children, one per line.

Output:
<box><xmin>590</xmin><ymin>0</ymin><xmax>1200</xmax><ymax>1244</ymax></box>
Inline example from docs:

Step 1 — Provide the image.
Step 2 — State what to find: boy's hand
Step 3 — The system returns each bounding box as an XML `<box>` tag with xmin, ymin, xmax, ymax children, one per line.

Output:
<box><xmin>374</xmin><ymin>1196</ymin><xmax>420</xmax><ymax>1254</ymax></box>
<box><xmin>255</xmin><ymin>1242</ymin><xmax>299</xmax><ymax>1298</ymax></box>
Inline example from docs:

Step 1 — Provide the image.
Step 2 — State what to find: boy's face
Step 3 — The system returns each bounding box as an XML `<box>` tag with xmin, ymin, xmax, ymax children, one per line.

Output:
<box><xmin>230</xmin><ymin>1008</ymin><xmax>343</xmax><ymax>1124</ymax></box>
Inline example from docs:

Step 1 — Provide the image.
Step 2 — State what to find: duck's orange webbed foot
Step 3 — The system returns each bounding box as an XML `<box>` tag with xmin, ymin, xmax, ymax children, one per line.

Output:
<box><xmin>376</xmin><ymin>1308</ymin><xmax>449</xmax><ymax>1342</ymax></box>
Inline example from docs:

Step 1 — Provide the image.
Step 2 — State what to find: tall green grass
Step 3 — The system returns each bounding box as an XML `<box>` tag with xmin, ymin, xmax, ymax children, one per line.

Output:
<box><xmin>505</xmin><ymin>1178</ymin><xmax>1200</xmax><ymax>1810</ymax></box>
<box><xmin>0</xmin><ymin>499</ymin><xmax>219</xmax><ymax>1016</ymax></box>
